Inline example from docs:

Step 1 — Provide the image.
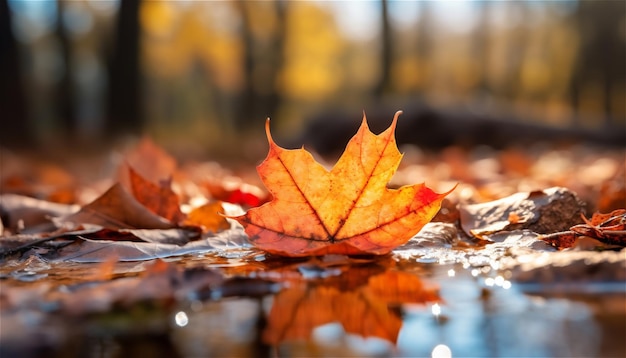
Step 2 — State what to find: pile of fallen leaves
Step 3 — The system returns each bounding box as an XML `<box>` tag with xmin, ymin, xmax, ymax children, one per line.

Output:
<box><xmin>1</xmin><ymin>112</ymin><xmax>624</xmax><ymax>351</ymax></box>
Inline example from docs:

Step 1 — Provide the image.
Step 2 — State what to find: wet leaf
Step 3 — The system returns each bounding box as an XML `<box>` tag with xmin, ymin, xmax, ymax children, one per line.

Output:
<box><xmin>46</xmin><ymin>227</ymin><xmax>250</xmax><ymax>262</ymax></box>
<box><xmin>0</xmin><ymin>194</ymin><xmax>79</xmax><ymax>234</ymax></box>
<box><xmin>234</xmin><ymin>112</ymin><xmax>452</xmax><ymax>257</ymax></box>
<box><xmin>460</xmin><ymin>187</ymin><xmax>584</xmax><ymax>240</ymax></box>
<box><xmin>183</xmin><ymin>201</ymin><xmax>231</xmax><ymax>233</ymax></box>
<box><xmin>80</xmin><ymin>227</ymin><xmax>202</xmax><ymax>246</ymax></box>
<box><xmin>128</xmin><ymin>165</ymin><xmax>185</xmax><ymax>223</ymax></box>
<box><xmin>0</xmin><ymin>225</ymin><xmax>102</xmax><ymax>258</ymax></box>
<box><xmin>60</xmin><ymin>183</ymin><xmax>174</xmax><ymax>230</ymax></box>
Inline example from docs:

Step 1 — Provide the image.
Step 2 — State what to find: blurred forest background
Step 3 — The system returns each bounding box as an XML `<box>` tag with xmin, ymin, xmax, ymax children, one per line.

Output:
<box><xmin>1</xmin><ymin>0</ymin><xmax>624</xmax><ymax>160</ymax></box>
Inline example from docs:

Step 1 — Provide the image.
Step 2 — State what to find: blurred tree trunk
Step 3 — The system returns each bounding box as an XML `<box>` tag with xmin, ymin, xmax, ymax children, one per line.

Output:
<box><xmin>502</xmin><ymin>1</ymin><xmax>529</xmax><ymax>100</ymax></box>
<box><xmin>473</xmin><ymin>2</ymin><xmax>491</xmax><ymax>97</ymax></box>
<box><xmin>265</xmin><ymin>0</ymin><xmax>286</xmax><ymax>124</ymax></box>
<box><xmin>0</xmin><ymin>0</ymin><xmax>32</xmax><ymax>148</ymax></box>
<box><xmin>106</xmin><ymin>0</ymin><xmax>143</xmax><ymax>138</ymax></box>
<box><xmin>415</xmin><ymin>1</ymin><xmax>433</xmax><ymax>94</ymax></box>
<box><xmin>235</xmin><ymin>0</ymin><xmax>286</xmax><ymax>130</ymax></box>
<box><xmin>235</xmin><ymin>0</ymin><xmax>255</xmax><ymax>129</ymax></box>
<box><xmin>375</xmin><ymin>0</ymin><xmax>392</xmax><ymax>96</ymax></box>
<box><xmin>55</xmin><ymin>0</ymin><xmax>77</xmax><ymax>141</ymax></box>
<box><xmin>569</xmin><ymin>1</ymin><xmax>626</xmax><ymax>127</ymax></box>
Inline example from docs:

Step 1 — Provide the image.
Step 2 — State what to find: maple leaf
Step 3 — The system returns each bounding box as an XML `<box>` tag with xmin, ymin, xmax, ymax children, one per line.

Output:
<box><xmin>233</xmin><ymin>111</ymin><xmax>453</xmax><ymax>257</ymax></box>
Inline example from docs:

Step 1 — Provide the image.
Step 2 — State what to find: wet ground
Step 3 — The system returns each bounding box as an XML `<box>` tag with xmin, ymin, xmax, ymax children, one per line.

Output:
<box><xmin>1</xmin><ymin>236</ymin><xmax>624</xmax><ymax>358</ymax></box>
<box><xmin>1</xmin><ymin>141</ymin><xmax>624</xmax><ymax>357</ymax></box>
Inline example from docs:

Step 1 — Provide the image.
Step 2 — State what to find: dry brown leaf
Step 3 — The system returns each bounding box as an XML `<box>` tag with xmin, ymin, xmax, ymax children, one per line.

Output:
<box><xmin>128</xmin><ymin>165</ymin><xmax>185</xmax><ymax>223</ymax></box>
<box><xmin>60</xmin><ymin>183</ymin><xmax>174</xmax><ymax>230</ymax></box>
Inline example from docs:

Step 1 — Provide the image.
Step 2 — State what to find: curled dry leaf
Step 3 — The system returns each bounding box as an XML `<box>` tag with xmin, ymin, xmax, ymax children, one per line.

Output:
<box><xmin>122</xmin><ymin>137</ymin><xmax>177</xmax><ymax>183</ymax></box>
<box><xmin>59</xmin><ymin>183</ymin><xmax>174</xmax><ymax>230</ymax></box>
<box><xmin>460</xmin><ymin>187</ymin><xmax>584</xmax><ymax>241</ymax></box>
<box><xmin>234</xmin><ymin>112</ymin><xmax>453</xmax><ymax>257</ymax></box>
<box><xmin>0</xmin><ymin>194</ymin><xmax>79</xmax><ymax>234</ymax></box>
<box><xmin>541</xmin><ymin>209</ymin><xmax>626</xmax><ymax>248</ymax></box>
<box><xmin>128</xmin><ymin>165</ymin><xmax>185</xmax><ymax>223</ymax></box>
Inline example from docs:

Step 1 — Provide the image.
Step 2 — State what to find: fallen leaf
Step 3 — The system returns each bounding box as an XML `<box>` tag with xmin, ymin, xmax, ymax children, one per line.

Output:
<box><xmin>460</xmin><ymin>187</ymin><xmax>584</xmax><ymax>240</ymax></box>
<box><xmin>0</xmin><ymin>194</ymin><xmax>79</xmax><ymax>234</ymax></box>
<box><xmin>539</xmin><ymin>231</ymin><xmax>579</xmax><ymax>249</ymax></box>
<box><xmin>570</xmin><ymin>209</ymin><xmax>626</xmax><ymax>246</ymax></box>
<box><xmin>540</xmin><ymin>210</ymin><xmax>626</xmax><ymax>249</ymax></box>
<box><xmin>45</xmin><ymin>227</ymin><xmax>250</xmax><ymax>262</ymax></box>
<box><xmin>585</xmin><ymin>209</ymin><xmax>626</xmax><ymax>226</ymax></box>
<box><xmin>122</xmin><ymin>137</ymin><xmax>177</xmax><ymax>182</ymax></box>
<box><xmin>79</xmin><ymin>227</ymin><xmax>201</xmax><ymax>246</ymax></box>
<box><xmin>59</xmin><ymin>183</ymin><xmax>174</xmax><ymax>230</ymax></box>
<box><xmin>0</xmin><ymin>160</ymin><xmax>77</xmax><ymax>204</ymax></box>
<box><xmin>128</xmin><ymin>165</ymin><xmax>185</xmax><ymax>223</ymax></box>
<box><xmin>0</xmin><ymin>225</ymin><xmax>102</xmax><ymax>258</ymax></box>
<box><xmin>234</xmin><ymin>112</ymin><xmax>452</xmax><ymax>257</ymax></box>
<box><xmin>183</xmin><ymin>201</ymin><xmax>231</xmax><ymax>233</ymax></box>
<box><xmin>204</xmin><ymin>177</ymin><xmax>268</xmax><ymax>207</ymax></box>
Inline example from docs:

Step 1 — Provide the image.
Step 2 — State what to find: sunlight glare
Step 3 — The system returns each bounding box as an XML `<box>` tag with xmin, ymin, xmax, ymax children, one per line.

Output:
<box><xmin>432</xmin><ymin>344</ymin><xmax>452</xmax><ymax>358</ymax></box>
<box><xmin>431</xmin><ymin>303</ymin><xmax>441</xmax><ymax>316</ymax></box>
<box><xmin>431</xmin><ymin>344</ymin><xmax>452</xmax><ymax>358</ymax></box>
<box><xmin>175</xmin><ymin>311</ymin><xmax>189</xmax><ymax>327</ymax></box>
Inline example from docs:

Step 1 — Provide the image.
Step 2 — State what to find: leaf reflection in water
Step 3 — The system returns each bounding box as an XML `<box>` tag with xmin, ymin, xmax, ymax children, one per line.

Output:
<box><xmin>264</xmin><ymin>268</ymin><xmax>439</xmax><ymax>345</ymax></box>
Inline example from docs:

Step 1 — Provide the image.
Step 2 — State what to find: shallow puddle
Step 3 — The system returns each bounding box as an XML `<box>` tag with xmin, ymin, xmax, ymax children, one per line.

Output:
<box><xmin>1</xmin><ymin>254</ymin><xmax>624</xmax><ymax>358</ymax></box>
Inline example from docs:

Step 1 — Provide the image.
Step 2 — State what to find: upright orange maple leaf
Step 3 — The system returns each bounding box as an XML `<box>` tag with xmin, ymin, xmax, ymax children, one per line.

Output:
<box><xmin>233</xmin><ymin>111</ymin><xmax>453</xmax><ymax>257</ymax></box>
